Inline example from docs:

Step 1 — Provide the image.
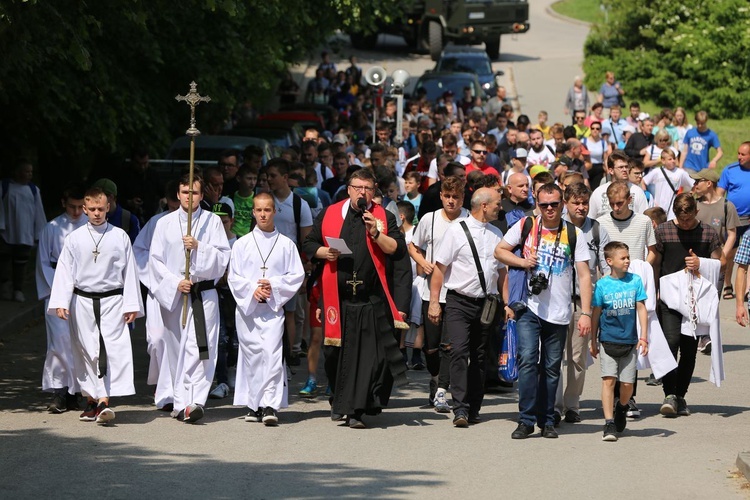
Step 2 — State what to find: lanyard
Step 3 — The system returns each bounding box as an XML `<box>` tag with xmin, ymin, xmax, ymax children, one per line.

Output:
<box><xmin>533</xmin><ymin>216</ymin><xmax>563</xmax><ymax>278</ymax></box>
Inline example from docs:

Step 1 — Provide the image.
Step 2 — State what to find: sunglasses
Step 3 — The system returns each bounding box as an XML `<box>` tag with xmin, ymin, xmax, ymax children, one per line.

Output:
<box><xmin>538</xmin><ymin>202</ymin><xmax>561</xmax><ymax>209</ymax></box>
<box><xmin>472</xmin><ymin>150</ymin><xmax>488</xmax><ymax>155</ymax></box>
<box><xmin>590</xmin><ymin>127</ymin><xmax>601</xmax><ymax>130</ymax></box>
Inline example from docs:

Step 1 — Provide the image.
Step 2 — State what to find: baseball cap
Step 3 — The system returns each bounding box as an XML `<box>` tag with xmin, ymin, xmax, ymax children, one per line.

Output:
<box><xmin>211</xmin><ymin>202</ymin><xmax>233</xmax><ymax>218</ymax></box>
<box><xmin>528</xmin><ymin>165</ymin><xmax>548</xmax><ymax>179</ymax></box>
<box><xmin>637</xmin><ymin>112</ymin><xmax>650</xmax><ymax>121</ymax></box>
<box><xmin>621</xmin><ymin>124</ymin><xmax>636</xmax><ymax>134</ymax></box>
<box><xmin>92</xmin><ymin>178</ymin><xmax>117</xmax><ymax>197</ymax></box>
<box><xmin>333</xmin><ymin>134</ymin><xmax>348</xmax><ymax>145</ymax></box>
<box><xmin>689</xmin><ymin>169</ymin><xmax>720</xmax><ymax>184</ymax></box>
<box><xmin>511</xmin><ymin>148</ymin><xmax>528</xmax><ymax>159</ymax></box>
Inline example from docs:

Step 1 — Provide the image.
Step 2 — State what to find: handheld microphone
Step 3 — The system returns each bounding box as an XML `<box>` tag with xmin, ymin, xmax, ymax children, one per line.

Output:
<box><xmin>357</xmin><ymin>198</ymin><xmax>367</xmax><ymax>213</ymax></box>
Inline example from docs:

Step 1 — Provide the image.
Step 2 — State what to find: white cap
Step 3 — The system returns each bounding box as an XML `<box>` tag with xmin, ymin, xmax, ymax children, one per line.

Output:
<box><xmin>621</xmin><ymin>124</ymin><xmax>636</xmax><ymax>134</ymax></box>
<box><xmin>333</xmin><ymin>134</ymin><xmax>348</xmax><ymax>145</ymax></box>
<box><xmin>637</xmin><ymin>112</ymin><xmax>650</xmax><ymax>121</ymax></box>
<box><xmin>512</xmin><ymin>148</ymin><xmax>528</xmax><ymax>159</ymax></box>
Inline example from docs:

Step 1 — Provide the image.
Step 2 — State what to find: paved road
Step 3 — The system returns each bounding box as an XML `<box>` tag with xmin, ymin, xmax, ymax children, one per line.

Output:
<box><xmin>2</xmin><ymin>3</ymin><xmax>749</xmax><ymax>498</ymax></box>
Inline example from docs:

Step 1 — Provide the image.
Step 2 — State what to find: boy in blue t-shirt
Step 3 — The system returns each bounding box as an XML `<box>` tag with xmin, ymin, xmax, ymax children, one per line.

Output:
<box><xmin>591</xmin><ymin>241</ymin><xmax>649</xmax><ymax>442</ymax></box>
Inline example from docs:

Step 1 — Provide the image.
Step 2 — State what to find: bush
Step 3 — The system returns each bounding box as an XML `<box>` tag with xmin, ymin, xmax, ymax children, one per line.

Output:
<box><xmin>583</xmin><ymin>0</ymin><xmax>750</xmax><ymax>119</ymax></box>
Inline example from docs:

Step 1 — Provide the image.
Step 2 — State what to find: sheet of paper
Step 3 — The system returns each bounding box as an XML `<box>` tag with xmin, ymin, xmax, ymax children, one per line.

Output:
<box><xmin>325</xmin><ymin>237</ymin><xmax>353</xmax><ymax>255</ymax></box>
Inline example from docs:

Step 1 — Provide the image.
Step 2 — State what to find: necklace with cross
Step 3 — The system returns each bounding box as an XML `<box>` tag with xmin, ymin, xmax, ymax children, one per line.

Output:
<box><xmin>346</xmin><ymin>271</ymin><xmax>363</xmax><ymax>297</ymax></box>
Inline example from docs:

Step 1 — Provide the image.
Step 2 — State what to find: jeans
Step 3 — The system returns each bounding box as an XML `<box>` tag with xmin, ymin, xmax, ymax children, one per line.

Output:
<box><xmin>516</xmin><ymin>308</ymin><xmax>568</xmax><ymax>427</ymax></box>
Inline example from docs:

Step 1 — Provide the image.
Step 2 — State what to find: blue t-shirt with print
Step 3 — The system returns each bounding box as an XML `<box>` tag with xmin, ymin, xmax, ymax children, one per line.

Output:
<box><xmin>682</xmin><ymin>128</ymin><xmax>720</xmax><ymax>172</ymax></box>
<box><xmin>593</xmin><ymin>272</ymin><xmax>647</xmax><ymax>345</ymax></box>
<box><xmin>718</xmin><ymin>162</ymin><xmax>750</xmax><ymax>216</ymax></box>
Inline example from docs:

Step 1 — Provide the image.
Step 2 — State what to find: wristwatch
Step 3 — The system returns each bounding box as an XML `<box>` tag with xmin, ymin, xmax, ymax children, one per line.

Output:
<box><xmin>580</xmin><ymin>311</ymin><xmax>592</xmax><ymax>318</ymax></box>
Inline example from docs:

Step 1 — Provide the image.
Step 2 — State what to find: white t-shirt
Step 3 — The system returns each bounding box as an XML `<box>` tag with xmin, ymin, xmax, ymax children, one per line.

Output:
<box><xmin>502</xmin><ymin>217</ymin><xmax>589</xmax><ymax>325</ymax></box>
<box><xmin>273</xmin><ymin>192</ymin><xmax>313</xmax><ymax>245</ymax></box>
<box><xmin>412</xmin><ymin>208</ymin><xmax>469</xmax><ymax>302</ymax></box>
<box><xmin>582</xmin><ymin>137</ymin><xmax>608</xmax><ymax>164</ymax></box>
<box><xmin>526</xmin><ymin>146</ymin><xmax>556</xmax><ymax>169</ymax></box>
<box><xmin>588</xmin><ymin>181</ymin><xmax>649</xmax><ymax>219</ymax></box>
<box><xmin>642</xmin><ymin>167</ymin><xmax>694</xmax><ymax>219</ymax></box>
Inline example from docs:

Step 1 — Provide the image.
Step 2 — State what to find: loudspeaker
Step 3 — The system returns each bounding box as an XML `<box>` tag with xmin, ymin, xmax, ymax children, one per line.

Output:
<box><xmin>391</xmin><ymin>69</ymin><xmax>410</xmax><ymax>91</ymax></box>
<box><xmin>365</xmin><ymin>66</ymin><xmax>387</xmax><ymax>87</ymax></box>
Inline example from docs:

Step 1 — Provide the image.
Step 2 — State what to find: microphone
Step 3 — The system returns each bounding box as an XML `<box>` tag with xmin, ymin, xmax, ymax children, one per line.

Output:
<box><xmin>357</xmin><ymin>198</ymin><xmax>367</xmax><ymax>213</ymax></box>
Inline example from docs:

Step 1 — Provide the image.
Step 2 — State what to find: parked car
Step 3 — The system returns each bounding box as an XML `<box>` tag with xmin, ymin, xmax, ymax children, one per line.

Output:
<box><xmin>413</xmin><ymin>71</ymin><xmax>483</xmax><ymax>105</ymax></box>
<box><xmin>434</xmin><ymin>46</ymin><xmax>504</xmax><ymax>97</ymax></box>
<box><xmin>229</xmin><ymin>120</ymin><xmax>304</xmax><ymax>149</ymax></box>
<box><xmin>258</xmin><ymin>111</ymin><xmax>326</xmax><ymax>133</ymax></box>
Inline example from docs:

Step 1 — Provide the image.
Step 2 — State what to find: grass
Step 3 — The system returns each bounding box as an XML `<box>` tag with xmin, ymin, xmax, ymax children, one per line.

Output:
<box><xmin>554</xmin><ymin>0</ymin><xmax>748</xmax><ymax>169</ymax></box>
<box><xmin>550</xmin><ymin>0</ymin><xmax>604</xmax><ymax>25</ymax></box>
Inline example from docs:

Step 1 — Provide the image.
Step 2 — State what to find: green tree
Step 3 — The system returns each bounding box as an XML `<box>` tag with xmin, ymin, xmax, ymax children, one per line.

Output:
<box><xmin>583</xmin><ymin>0</ymin><xmax>750</xmax><ymax>119</ymax></box>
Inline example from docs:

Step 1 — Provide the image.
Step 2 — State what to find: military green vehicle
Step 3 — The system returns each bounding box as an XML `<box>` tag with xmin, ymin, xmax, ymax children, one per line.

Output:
<box><xmin>349</xmin><ymin>0</ymin><xmax>530</xmax><ymax>61</ymax></box>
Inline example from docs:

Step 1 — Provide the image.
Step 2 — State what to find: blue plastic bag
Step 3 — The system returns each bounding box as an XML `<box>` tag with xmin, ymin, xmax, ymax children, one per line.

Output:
<box><xmin>498</xmin><ymin>319</ymin><xmax>518</xmax><ymax>382</ymax></box>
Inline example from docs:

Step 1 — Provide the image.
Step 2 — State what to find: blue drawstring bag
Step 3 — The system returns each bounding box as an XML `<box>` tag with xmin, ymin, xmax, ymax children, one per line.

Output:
<box><xmin>498</xmin><ymin>319</ymin><xmax>518</xmax><ymax>382</ymax></box>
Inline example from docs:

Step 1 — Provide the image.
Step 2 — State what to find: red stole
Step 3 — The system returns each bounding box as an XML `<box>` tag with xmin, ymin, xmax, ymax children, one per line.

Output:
<box><xmin>320</xmin><ymin>199</ymin><xmax>408</xmax><ymax>346</ymax></box>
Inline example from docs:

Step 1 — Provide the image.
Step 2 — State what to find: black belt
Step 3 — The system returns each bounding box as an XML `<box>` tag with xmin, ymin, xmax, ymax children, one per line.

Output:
<box><xmin>447</xmin><ymin>289</ymin><xmax>485</xmax><ymax>303</ymax></box>
<box><xmin>190</xmin><ymin>280</ymin><xmax>216</xmax><ymax>360</ymax></box>
<box><xmin>73</xmin><ymin>287</ymin><xmax>124</xmax><ymax>378</ymax></box>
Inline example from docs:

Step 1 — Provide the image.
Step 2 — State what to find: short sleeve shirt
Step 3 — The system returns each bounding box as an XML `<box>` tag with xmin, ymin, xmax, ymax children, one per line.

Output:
<box><xmin>654</xmin><ymin>220</ymin><xmax>721</xmax><ymax>277</ymax></box>
<box><xmin>593</xmin><ymin>273</ymin><xmax>647</xmax><ymax>344</ymax></box>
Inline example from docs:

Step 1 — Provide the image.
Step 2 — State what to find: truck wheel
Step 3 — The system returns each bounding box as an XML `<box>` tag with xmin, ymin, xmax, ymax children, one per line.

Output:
<box><xmin>485</xmin><ymin>37</ymin><xmax>501</xmax><ymax>60</ymax></box>
<box><xmin>428</xmin><ymin>21</ymin><xmax>443</xmax><ymax>61</ymax></box>
<box><xmin>350</xmin><ymin>33</ymin><xmax>378</xmax><ymax>50</ymax></box>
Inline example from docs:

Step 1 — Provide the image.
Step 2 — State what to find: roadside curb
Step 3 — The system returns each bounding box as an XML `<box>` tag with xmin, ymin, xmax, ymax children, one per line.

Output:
<box><xmin>737</xmin><ymin>452</ymin><xmax>750</xmax><ymax>482</ymax></box>
<box><xmin>545</xmin><ymin>3</ymin><xmax>592</xmax><ymax>28</ymax></box>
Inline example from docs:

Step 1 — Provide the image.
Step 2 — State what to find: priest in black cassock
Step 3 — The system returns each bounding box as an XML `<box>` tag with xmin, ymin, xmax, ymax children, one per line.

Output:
<box><xmin>303</xmin><ymin>168</ymin><xmax>411</xmax><ymax>429</ymax></box>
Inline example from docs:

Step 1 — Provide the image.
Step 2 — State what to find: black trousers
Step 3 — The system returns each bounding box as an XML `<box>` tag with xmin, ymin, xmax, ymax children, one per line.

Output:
<box><xmin>443</xmin><ymin>291</ymin><xmax>492</xmax><ymax>415</ymax></box>
<box><xmin>658</xmin><ymin>299</ymin><xmax>699</xmax><ymax>398</ymax></box>
<box><xmin>421</xmin><ymin>300</ymin><xmax>451</xmax><ymax>390</ymax></box>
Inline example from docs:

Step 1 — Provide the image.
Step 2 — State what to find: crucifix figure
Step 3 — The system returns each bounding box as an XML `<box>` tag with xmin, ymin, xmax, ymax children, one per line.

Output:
<box><xmin>346</xmin><ymin>271</ymin><xmax>363</xmax><ymax>297</ymax></box>
<box><xmin>92</xmin><ymin>249</ymin><xmax>100</xmax><ymax>262</ymax></box>
<box><xmin>260</xmin><ymin>265</ymin><xmax>268</xmax><ymax>277</ymax></box>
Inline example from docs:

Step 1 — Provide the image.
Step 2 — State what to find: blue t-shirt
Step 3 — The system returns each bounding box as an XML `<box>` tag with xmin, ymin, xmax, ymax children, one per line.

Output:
<box><xmin>593</xmin><ymin>272</ymin><xmax>647</xmax><ymax>344</ymax></box>
<box><xmin>718</xmin><ymin>162</ymin><xmax>750</xmax><ymax>216</ymax></box>
<box><xmin>682</xmin><ymin>128</ymin><xmax>720</xmax><ymax>172</ymax></box>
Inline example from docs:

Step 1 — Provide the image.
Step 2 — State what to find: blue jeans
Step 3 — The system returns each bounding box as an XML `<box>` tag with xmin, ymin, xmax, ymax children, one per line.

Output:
<box><xmin>516</xmin><ymin>308</ymin><xmax>568</xmax><ymax>427</ymax></box>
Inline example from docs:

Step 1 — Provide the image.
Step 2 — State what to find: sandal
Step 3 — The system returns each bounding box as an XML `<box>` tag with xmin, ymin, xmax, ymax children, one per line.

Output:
<box><xmin>722</xmin><ymin>285</ymin><xmax>735</xmax><ymax>300</ymax></box>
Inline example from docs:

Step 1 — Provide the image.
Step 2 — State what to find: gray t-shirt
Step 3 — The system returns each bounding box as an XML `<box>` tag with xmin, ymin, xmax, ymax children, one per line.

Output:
<box><xmin>597</xmin><ymin>211</ymin><xmax>656</xmax><ymax>261</ymax></box>
<box><xmin>696</xmin><ymin>197</ymin><xmax>739</xmax><ymax>245</ymax></box>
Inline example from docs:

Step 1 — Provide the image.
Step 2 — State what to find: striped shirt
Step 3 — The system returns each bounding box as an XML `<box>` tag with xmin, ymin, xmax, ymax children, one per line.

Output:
<box><xmin>597</xmin><ymin>211</ymin><xmax>656</xmax><ymax>260</ymax></box>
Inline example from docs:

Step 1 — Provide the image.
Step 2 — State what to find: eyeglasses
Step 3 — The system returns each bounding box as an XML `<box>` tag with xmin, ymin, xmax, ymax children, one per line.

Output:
<box><xmin>538</xmin><ymin>202</ymin><xmax>561</xmax><ymax>210</ymax></box>
<box><xmin>575</xmin><ymin>116</ymin><xmax>585</xmax><ymax>121</ymax></box>
<box><xmin>472</xmin><ymin>150</ymin><xmax>488</xmax><ymax>155</ymax></box>
<box><xmin>590</xmin><ymin>127</ymin><xmax>601</xmax><ymax>131</ymax></box>
<box><xmin>349</xmin><ymin>185</ymin><xmax>375</xmax><ymax>192</ymax></box>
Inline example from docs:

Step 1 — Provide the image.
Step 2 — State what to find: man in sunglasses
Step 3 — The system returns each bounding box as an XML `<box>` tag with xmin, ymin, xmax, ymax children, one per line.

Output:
<box><xmin>496</xmin><ymin>183</ymin><xmax>593</xmax><ymax>439</ymax></box>
<box><xmin>465</xmin><ymin>139</ymin><xmax>500</xmax><ymax>178</ymax></box>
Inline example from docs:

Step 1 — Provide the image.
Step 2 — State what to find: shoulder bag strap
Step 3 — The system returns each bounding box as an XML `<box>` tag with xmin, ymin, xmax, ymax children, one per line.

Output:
<box><xmin>459</xmin><ymin>221</ymin><xmax>487</xmax><ymax>296</ymax></box>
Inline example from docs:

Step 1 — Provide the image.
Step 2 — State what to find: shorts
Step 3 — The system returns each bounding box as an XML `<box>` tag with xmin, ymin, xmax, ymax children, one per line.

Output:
<box><xmin>599</xmin><ymin>344</ymin><xmax>637</xmax><ymax>383</ymax></box>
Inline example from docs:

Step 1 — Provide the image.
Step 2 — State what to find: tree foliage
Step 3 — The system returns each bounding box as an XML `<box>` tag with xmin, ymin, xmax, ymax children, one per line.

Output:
<box><xmin>583</xmin><ymin>0</ymin><xmax>750</xmax><ymax>119</ymax></box>
<box><xmin>0</xmin><ymin>0</ymin><xmax>404</xmax><ymax>183</ymax></box>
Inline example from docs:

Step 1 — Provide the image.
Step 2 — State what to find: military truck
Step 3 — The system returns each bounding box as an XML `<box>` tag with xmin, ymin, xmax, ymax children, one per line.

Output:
<box><xmin>349</xmin><ymin>0</ymin><xmax>530</xmax><ymax>61</ymax></box>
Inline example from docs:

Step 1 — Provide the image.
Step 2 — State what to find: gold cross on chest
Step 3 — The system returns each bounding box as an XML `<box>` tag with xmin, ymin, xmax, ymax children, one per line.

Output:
<box><xmin>92</xmin><ymin>249</ymin><xmax>100</xmax><ymax>262</ymax></box>
<box><xmin>346</xmin><ymin>271</ymin><xmax>363</xmax><ymax>297</ymax></box>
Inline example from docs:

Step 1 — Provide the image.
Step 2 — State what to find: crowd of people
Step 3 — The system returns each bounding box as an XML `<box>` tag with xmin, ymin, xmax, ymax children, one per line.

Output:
<box><xmin>2</xmin><ymin>57</ymin><xmax>750</xmax><ymax>442</ymax></box>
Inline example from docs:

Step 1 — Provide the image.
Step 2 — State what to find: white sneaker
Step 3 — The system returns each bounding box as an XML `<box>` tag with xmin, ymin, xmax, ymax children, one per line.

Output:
<box><xmin>209</xmin><ymin>382</ymin><xmax>229</xmax><ymax>399</ymax></box>
<box><xmin>13</xmin><ymin>290</ymin><xmax>25</xmax><ymax>302</ymax></box>
<box><xmin>0</xmin><ymin>281</ymin><xmax>11</xmax><ymax>301</ymax></box>
<box><xmin>434</xmin><ymin>389</ymin><xmax>451</xmax><ymax>413</ymax></box>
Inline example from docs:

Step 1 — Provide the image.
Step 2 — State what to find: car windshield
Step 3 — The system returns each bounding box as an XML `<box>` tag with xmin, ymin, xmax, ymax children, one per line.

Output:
<box><xmin>416</xmin><ymin>76</ymin><xmax>477</xmax><ymax>103</ymax></box>
<box><xmin>235</xmin><ymin>129</ymin><xmax>291</xmax><ymax>148</ymax></box>
<box><xmin>438</xmin><ymin>56</ymin><xmax>492</xmax><ymax>75</ymax></box>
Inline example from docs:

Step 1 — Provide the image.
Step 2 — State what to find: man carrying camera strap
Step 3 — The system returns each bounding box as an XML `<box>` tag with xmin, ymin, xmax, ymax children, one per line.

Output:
<box><xmin>495</xmin><ymin>183</ymin><xmax>593</xmax><ymax>439</ymax></box>
<box><xmin>427</xmin><ymin>188</ymin><xmax>507</xmax><ymax>428</ymax></box>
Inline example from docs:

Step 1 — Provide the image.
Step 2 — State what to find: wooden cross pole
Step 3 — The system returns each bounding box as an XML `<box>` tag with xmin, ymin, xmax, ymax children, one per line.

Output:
<box><xmin>175</xmin><ymin>81</ymin><xmax>211</xmax><ymax>327</ymax></box>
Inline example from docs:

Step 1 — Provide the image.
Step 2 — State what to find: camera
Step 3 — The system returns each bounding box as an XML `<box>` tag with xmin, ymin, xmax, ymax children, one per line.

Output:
<box><xmin>528</xmin><ymin>272</ymin><xmax>549</xmax><ymax>296</ymax></box>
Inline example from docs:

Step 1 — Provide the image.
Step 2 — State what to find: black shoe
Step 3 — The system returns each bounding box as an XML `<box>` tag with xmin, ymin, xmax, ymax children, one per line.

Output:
<box><xmin>468</xmin><ymin>412</ymin><xmax>482</xmax><ymax>425</ymax></box>
<box><xmin>244</xmin><ymin>409</ymin><xmax>261</xmax><ymax>422</ymax></box>
<box><xmin>348</xmin><ymin>415</ymin><xmax>366</xmax><ymax>429</ymax></box>
<box><xmin>614</xmin><ymin>402</ymin><xmax>628</xmax><ymax>433</ymax></box>
<box><xmin>331</xmin><ymin>408</ymin><xmax>345</xmax><ymax>422</ymax></box>
<box><xmin>511</xmin><ymin>422</ymin><xmax>534</xmax><ymax>439</ymax></box>
<box><xmin>262</xmin><ymin>407</ymin><xmax>279</xmax><ymax>426</ymax></box>
<box><xmin>541</xmin><ymin>425</ymin><xmax>558</xmax><ymax>438</ymax></box>
<box><xmin>453</xmin><ymin>411</ymin><xmax>469</xmax><ymax>428</ymax></box>
<box><xmin>48</xmin><ymin>393</ymin><xmax>67</xmax><ymax>414</ymax></box>
<box><xmin>602</xmin><ymin>422</ymin><xmax>618</xmax><ymax>441</ymax></box>
<box><xmin>564</xmin><ymin>410</ymin><xmax>581</xmax><ymax>423</ymax></box>
<box><xmin>553</xmin><ymin>411</ymin><xmax>562</xmax><ymax>427</ymax></box>
<box><xmin>65</xmin><ymin>393</ymin><xmax>80</xmax><ymax>410</ymax></box>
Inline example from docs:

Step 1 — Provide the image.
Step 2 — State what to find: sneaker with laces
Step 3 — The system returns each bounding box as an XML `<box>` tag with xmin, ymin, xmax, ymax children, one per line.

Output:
<box><xmin>48</xmin><ymin>393</ymin><xmax>67</xmax><ymax>414</ymax></box>
<box><xmin>660</xmin><ymin>395</ymin><xmax>678</xmax><ymax>417</ymax></box>
<box><xmin>452</xmin><ymin>410</ymin><xmax>469</xmax><ymax>428</ymax></box>
<box><xmin>564</xmin><ymin>410</ymin><xmax>581</xmax><ymax>423</ymax></box>
<box><xmin>511</xmin><ymin>422</ymin><xmax>534</xmax><ymax>439</ymax></box>
<box><xmin>676</xmin><ymin>396</ymin><xmax>691</xmax><ymax>416</ymax></box>
<box><xmin>299</xmin><ymin>378</ymin><xmax>318</xmax><ymax>398</ymax></box>
<box><xmin>541</xmin><ymin>425</ymin><xmax>558</xmax><ymax>438</ymax></box>
<box><xmin>625</xmin><ymin>398</ymin><xmax>640</xmax><ymax>418</ymax></box>
<box><xmin>184</xmin><ymin>403</ymin><xmax>204</xmax><ymax>423</ymax></box>
<box><xmin>614</xmin><ymin>402</ymin><xmax>628</xmax><ymax>433</ymax></box>
<box><xmin>262</xmin><ymin>407</ymin><xmax>279</xmax><ymax>426</ymax></box>
<box><xmin>602</xmin><ymin>422</ymin><xmax>618</xmax><ymax>441</ymax></box>
<box><xmin>79</xmin><ymin>400</ymin><xmax>98</xmax><ymax>422</ymax></box>
<box><xmin>95</xmin><ymin>402</ymin><xmax>115</xmax><ymax>424</ymax></box>
<box><xmin>697</xmin><ymin>336</ymin><xmax>712</xmax><ymax>355</ymax></box>
<box><xmin>209</xmin><ymin>382</ymin><xmax>230</xmax><ymax>399</ymax></box>
<box><xmin>434</xmin><ymin>390</ymin><xmax>451</xmax><ymax>413</ymax></box>
<box><xmin>245</xmin><ymin>408</ymin><xmax>261</xmax><ymax>422</ymax></box>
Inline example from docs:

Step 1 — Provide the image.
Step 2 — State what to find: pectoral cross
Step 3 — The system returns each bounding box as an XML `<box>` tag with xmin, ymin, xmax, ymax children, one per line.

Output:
<box><xmin>92</xmin><ymin>249</ymin><xmax>100</xmax><ymax>262</ymax></box>
<box><xmin>260</xmin><ymin>265</ymin><xmax>268</xmax><ymax>277</ymax></box>
<box><xmin>346</xmin><ymin>271</ymin><xmax>363</xmax><ymax>297</ymax></box>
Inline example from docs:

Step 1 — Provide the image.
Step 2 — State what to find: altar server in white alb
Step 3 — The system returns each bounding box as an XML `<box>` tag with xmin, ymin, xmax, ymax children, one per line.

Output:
<box><xmin>48</xmin><ymin>186</ymin><xmax>142</xmax><ymax>424</ymax></box>
<box><xmin>132</xmin><ymin>181</ymin><xmax>180</xmax><ymax>411</ymax></box>
<box><xmin>149</xmin><ymin>174</ymin><xmax>230</xmax><ymax>423</ymax></box>
<box><xmin>36</xmin><ymin>184</ymin><xmax>88</xmax><ymax>414</ymax></box>
<box><xmin>229</xmin><ymin>193</ymin><xmax>304</xmax><ymax>426</ymax></box>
